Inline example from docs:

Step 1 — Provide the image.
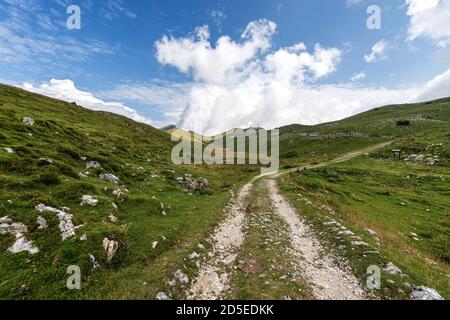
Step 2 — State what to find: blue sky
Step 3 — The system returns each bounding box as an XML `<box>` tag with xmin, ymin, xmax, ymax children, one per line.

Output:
<box><xmin>1</xmin><ymin>0</ymin><xmax>450</xmax><ymax>134</ymax></box>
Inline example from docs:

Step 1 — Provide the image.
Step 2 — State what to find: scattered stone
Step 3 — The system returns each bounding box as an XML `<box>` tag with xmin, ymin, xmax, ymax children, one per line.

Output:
<box><xmin>4</xmin><ymin>147</ymin><xmax>15</xmax><ymax>154</ymax></box>
<box><xmin>80</xmin><ymin>156</ymin><xmax>87</xmax><ymax>161</ymax></box>
<box><xmin>177</xmin><ymin>175</ymin><xmax>209</xmax><ymax>193</ymax></box>
<box><xmin>99</xmin><ymin>173</ymin><xmax>120</xmax><ymax>184</ymax></box>
<box><xmin>103</xmin><ymin>238</ymin><xmax>119</xmax><ymax>262</ymax></box>
<box><xmin>1</xmin><ymin>216</ymin><xmax>38</xmax><ymax>255</ymax></box>
<box><xmin>112</xmin><ymin>202</ymin><xmax>118</xmax><ymax>210</ymax></box>
<box><xmin>36</xmin><ymin>216</ymin><xmax>47</xmax><ymax>229</ymax></box>
<box><xmin>37</xmin><ymin>158</ymin><xmax>53</xmax><ymax>165</ymax></box>
<box><xmin>197</xmin><ymin>243</ymin><xmax>205</xmax><ymax>250</ymax></box>
<box><xmin>80</xmin><ymin>234</ymin><xmax>87</xmax><ymax>241</ymax></box>
<box><xmin>152</xmin><ymin>241</ymin><xmax>158</xmax><ymax>249</ymax></box>
<box><xmin>23</xmin><ymin>117</ymin><xmax>35</xmax><ymax>126</ymax></box>
<box><xmin>386</xmin><ymin>279</ymin><xmax>395</xmax><ymax>285</ymax></box>
<box><xmin>365</xmin><ymin>228</ymin><xmax>377</xmax><ymax>236</ymax></box>
<box><xmin>112</xmin><ymin>189</ymin><xmax>124</xmax><ymax>198</ymax></box>
<box><xmin>86</xmin><ymin>161</ymin><xmax>101</xmax><ymax>169</ymax></box>
<box><xmin>80</xmin><ymin>195</ymin><xmax>98</xmax><ymax>206</ymax></box>
<box><xmin>174</xmin><ymin>269</ymin><xmax>189</xmax><ymax>284</ymax></box>
<box><xmin>338</xmin><ymin>230</ymin><xmax>354</xmax><ymax>236</ymax></box>
<box><xmin>383</xmin><ymin>262</ymin><xmax>403</xmax><ymax>275</ymax></box>
<box><xmin>108</xmin><ymin>213</ymin><xmax>118</xmax><ymax>223</ymax></box>
<box><xmin>351</xmin><ymin>241</ymin><xmax>369</xmax><ymax>246</ymax></box>
<box><xmin>156</xmin><ymin>292</ymin><xmax>171</xmax><ymax>300</ymax></box>
<box><xmin>89</xmin><ymin>254</ymin><xmax>100</xmax><ymax>269</ymax></box>
<box><xmin>410</xmin><ymin>286</ymin><xmax>444</xmax><ymax>300</ymax></box>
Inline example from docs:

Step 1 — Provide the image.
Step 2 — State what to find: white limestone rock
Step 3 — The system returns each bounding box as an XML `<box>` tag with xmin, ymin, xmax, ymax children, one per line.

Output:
<box><xmin>8</xmin><ymin>236</ymin><xmax>39</xmax><ymax>254</ymax></box>
<box><xmin>86</xmin><ymin>161</ymin><xmax>101</xmax><ymax>169</ymax></box>
<box><xmin>103</xmin><ymin>238</ymin><xmax>119</xmax><ymax>262</ymax></box>
<box><xmin>80</xmin><ymin>195</ymin><xmax>98</xmax><ymax>206</ymax></box>
<box><xmin>37</xmin><ymin>216</ymin><xmax>48</xmax><ymax>229</ymax></box>
<box><xmin>35</xmin><ymin>204</ymin><xmax>76</xmax><ymax>240</ymax></box>
<box><xmin>411</xmin><ymin>286</ymin><xmax>444</xmax><ymax>300</ymax></box>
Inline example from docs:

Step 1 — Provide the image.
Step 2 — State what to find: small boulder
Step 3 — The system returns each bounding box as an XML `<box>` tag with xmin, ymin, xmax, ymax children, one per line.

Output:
<box><xmin>103</xmin><ymin>238</ymin><xmax>119</xmax><ymax>262</ymax></box>
<box><xmin>99</xmin><ymin>173</ymin><xmax>120</xmax><ymax>184</ymax></box>
<box><xmin>89</xmin><ymin>254</ymin><xmax>100</xmax><ymax>269</ymax></box>
<box><xmin>80</xmin><ymin>195</ymin><xmax>98</xmax><ymax>206</ymax></box>
<box><xmin>37</xmin><ymin>158</ymin><xmax>53</xmax><ymax>165</ymax></box>
<box><xmin>108</xmin><ymin>213</ymin><xmax>118</xmax><ymax>223</ymax></box>
<box><xmin>4</xmin><ymin>147</ymin><xmax>15</xmax><ymax>154</ymax></box>
<box><xmin>86</xmin><ymin>161</ymin><xmax>101</xmax><ymax>169</ymax></box>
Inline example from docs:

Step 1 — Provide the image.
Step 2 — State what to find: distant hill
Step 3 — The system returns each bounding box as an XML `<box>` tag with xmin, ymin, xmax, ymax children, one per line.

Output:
<box><xmin>277</xmin><ymin>97</ymin><xmax>450</xmax><ymax>166</ymax></box>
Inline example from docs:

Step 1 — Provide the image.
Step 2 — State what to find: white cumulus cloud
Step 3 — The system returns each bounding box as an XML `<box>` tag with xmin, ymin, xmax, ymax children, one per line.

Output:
<box><xmin>151</xmin><ymin>20</ymin><xmax>450</xmax><ymax>135</ymax></box>
<box><xmin>155</xmin><ymin>19</ymin><xmax>276</xmax><ymax>83</ymax></box>
<box><xmin>406</xmin><ymin>0</ymin><xmax>450</xmax><ymax>46</ymax></box>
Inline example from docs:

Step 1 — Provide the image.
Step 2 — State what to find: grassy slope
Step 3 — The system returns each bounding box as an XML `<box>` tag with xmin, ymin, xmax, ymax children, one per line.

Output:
<box><xmin>0</xmin><ymin>84</ymin><xmax>257</xmax><ymax>299</ymax></box>
<box><xmin>279</xmin><ymin>98</ymin><xmax>450</xmax><ymax>167</ymax></box>
<box><xmin>277</xmin><ymin>99</ymin><xmax>450</xmax><ymax>299</ymax></box>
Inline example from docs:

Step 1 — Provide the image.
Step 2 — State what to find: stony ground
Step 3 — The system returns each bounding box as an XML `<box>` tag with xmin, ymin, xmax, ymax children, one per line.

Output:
<box><xmin>181</xmin><ymin>145</ymin><xmax>446</xmax><ymax>300</ymax></box>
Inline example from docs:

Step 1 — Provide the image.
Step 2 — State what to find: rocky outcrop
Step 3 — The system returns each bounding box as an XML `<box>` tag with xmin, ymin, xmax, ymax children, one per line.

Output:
<box><xmin>35</xmin><ymin>204</ymin><xmax>77</xmax><ymax>240</ymax></box>
<box><xmin>8</xmin><ymin>237</ymin><xmax>39</xmax><ymax>254</ymax></box>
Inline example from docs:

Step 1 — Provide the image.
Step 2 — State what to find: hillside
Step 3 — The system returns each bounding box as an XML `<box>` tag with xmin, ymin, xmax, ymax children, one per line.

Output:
<box><xmin>0</xmin><ymin>84</ymin><xmax>256</xmax><ymax>299</ymax></box>
<box><xmin>277</xmin><ymin>99</ymin><xmax>450</xmax><ymax>299</ymax></box>
<box><xmin>279</xmin><ymin>98</ymin><xmax>450</xmax><ymax>167</ymax></box>
<box><xmin>1</xmin><ymin>83</ymin><xmax>448</xmax><ymax>300</ymax></box>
